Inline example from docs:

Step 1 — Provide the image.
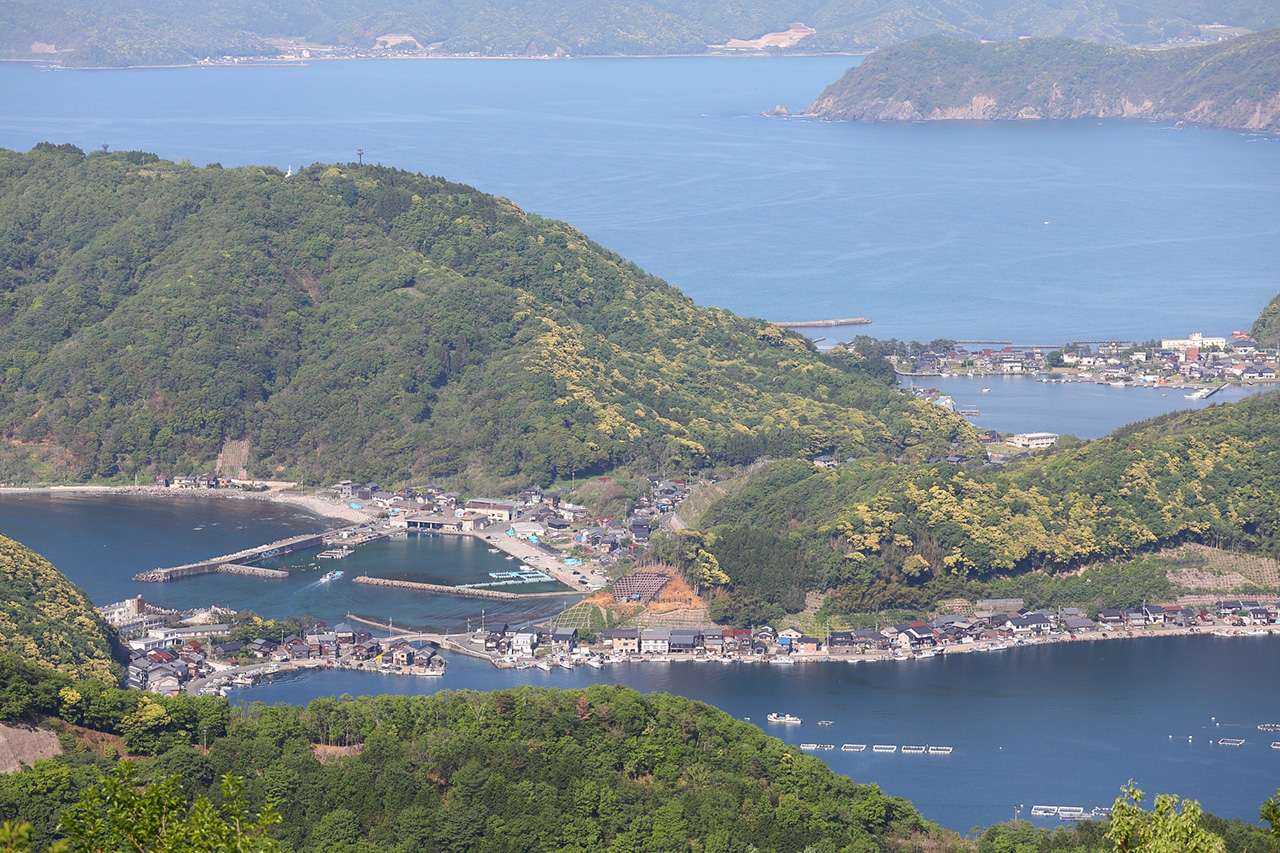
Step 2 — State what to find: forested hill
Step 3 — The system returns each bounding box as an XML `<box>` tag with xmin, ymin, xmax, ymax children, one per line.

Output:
<box><xmin>0</xmin><ymin>535</ymin><xmax>123</xmax><ymax>682</ymax></box>
<box><xmin>690</xmin><ymin>391</ymin><xmax>1280</xmax><ymax>617</ymax></box>
<box><xmin>806</xmin><ymin>29</ymin><xmax>1280</xmax><ymax>131</ymax></box>
<box><xmin>1254</xmin><ymin>294</ymin><xmax>1280</xmax><ymax>347</ymax></box>
<box><xmin>0</xmin><ymin>144</ymin><xmax>978</xmax><ymax>486</ymax></box>
<box><xmin>3</xmin><ymin>0</ymin><xmax>1279</xmax><ymax>66</ymax></box>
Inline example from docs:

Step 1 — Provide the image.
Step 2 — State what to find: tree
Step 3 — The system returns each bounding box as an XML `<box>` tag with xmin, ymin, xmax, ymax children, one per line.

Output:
<box><xmin>1105</xmin><ymin>782</ymin><xmax>1224</xmax><ymax>853</ymax></box>
<box><xmin>50</xmin><ymin>762</ymin><xmax>279</xmax><ymax>853</ymax></box>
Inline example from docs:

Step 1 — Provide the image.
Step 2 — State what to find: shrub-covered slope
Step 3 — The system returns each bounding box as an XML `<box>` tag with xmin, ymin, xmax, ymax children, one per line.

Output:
<box><xmin>697</xmin><ymin>392</ymin><xmax>1280</xmax><ymax>612</ymax></box>
<box><xmin>807</xmin><ymin>29</ymin><xmax>1280</xmax><ymax>132</ymax></box>
<box><xmin>1253</xmin><ymin>293</ymin><xmax>1280</xmax><ymax>347</ymax></box>
<box><xmin>0</xmin><ymin>536</ymin><xmax>122</xmax><ymax>682</ymax></box>
<box><xmin>0</xmin><ymin>144</ymin><xmax>977</xmax><ymax>485</ymax></box>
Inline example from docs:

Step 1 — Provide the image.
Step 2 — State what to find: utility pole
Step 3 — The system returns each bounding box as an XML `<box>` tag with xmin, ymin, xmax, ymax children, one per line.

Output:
<box><xmin>357</xmin><ymin>147</ymin><xmax>364</xmax><ymax>168</ymax></box>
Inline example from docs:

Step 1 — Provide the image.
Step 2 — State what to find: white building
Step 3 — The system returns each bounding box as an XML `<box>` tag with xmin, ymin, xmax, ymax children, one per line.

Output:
<box><xmin>1160</xmin><ymin>332</ymin><xmax>1227</xmax><ymax>351</ymax></box>
<box><xmin>1007</xmin><ymin>432</ymin><xmax>1059</xmax><ymax>450</ymax></box>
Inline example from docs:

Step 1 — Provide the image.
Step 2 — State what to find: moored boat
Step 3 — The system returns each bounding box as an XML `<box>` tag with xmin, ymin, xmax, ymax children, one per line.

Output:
<box><xmin>766</xmin><ymin>712</ymin><xmax>802</xmax><ymax>724</ymax></box>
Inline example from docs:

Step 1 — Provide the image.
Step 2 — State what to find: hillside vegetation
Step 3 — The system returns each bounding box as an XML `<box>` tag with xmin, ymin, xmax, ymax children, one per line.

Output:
<box><xmin>0</xmin><ymin>536</ymin><xmax>122</xmax><ymax>682</ymax></box>
<box><xmin>3</xmin><ymin>0</ymin><xmax>1279</xmax><ymax>66</ymax></box>
<box><xmin>1254</xmin><ymin>293</ymin><xmax>1280</xmax><ymax>347</ymax></box>
<box><xmin>0</xmin><ymin>657</ymin><xmax>936</xmax><ymax>851</ymax></box>
<box><xmin>807</xmin><ymin>28</ymin><xmax>1280</xmax><ymax>131</ymax></box>
<box><xmin>0</xmin><ymin>144</ymin><xmax>977</xmax><ymax>485</ymax></box>
<box><xmin>686</xmin><ymin>392</ymin><xmax>1280</xmax><ymax>618</ymax></box>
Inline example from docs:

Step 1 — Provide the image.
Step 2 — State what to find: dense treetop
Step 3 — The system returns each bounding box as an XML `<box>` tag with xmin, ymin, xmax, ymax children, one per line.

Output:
<box><xmin>0</xmin><ymin>535</ymin><xmax>123</xmax><ymax>682</ymax></box>
<box><xmin>3</xmin><ymin>0</ymin><xmax>1278</xmax><ymax>66</ymax></box>
<box><xmin>0</xmin><ymin>144</ymin><xmax>977</xmax><ymax>486</ymax></box>
<box><xmin>0</xmin><ymin>655</ymin><xmax>934</xmax><ymax>852</ymax></box>
<box><xmin>683</xmin><ymin>391</ymin><xmax>1280</xmax><ymax>619</ymax></box>
<box><xmin>806</xmin><ymin>28</ymin><xmax>1280</xmax><ymax>131</ymax></box>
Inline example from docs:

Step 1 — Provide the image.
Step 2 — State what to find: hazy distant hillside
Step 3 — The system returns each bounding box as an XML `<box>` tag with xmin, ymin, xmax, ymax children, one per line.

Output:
<box><xmin>0</xmin><ymin>144</ymin><xmax>978</xmax><ymax>486</ymax></box>
<box><xmin>807</xmin><ymin>29</ymin><xmax>1280</xmax><ymax>131</ymax></box>
<box><xmin>0</xmin><ymin>535</ymin><xmax>122</xmax><ymax>682</ymax></box>
<box><xmin>3</xmin><ymin>0</ymin><xmax>1279</xmax><ymax>66</ymax></box>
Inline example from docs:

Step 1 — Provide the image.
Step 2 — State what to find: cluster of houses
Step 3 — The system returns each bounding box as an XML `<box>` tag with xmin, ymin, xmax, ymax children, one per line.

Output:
<box><xmin>333</xmin><ymin>476</ymin><xmax>672</xmax><ymax>563</ymax></box>
<box><xmin>482</xmin><ymin>623</ymin><xmax>581</xmax><ymax>655</ymax></box>
<box><xmin>578</xmin><ymin>599</ymin><xmax>1280</xmax><ymax>659</ymax></box>
<box><xmin>117</xmin><ymin>618</ymin><xmax>446</xmax><ymax>695</ymax></box>
<box><xmin>899</xmin><ymin>332</ymin><xmax>1278</xmax><ymax>384</ymax></box>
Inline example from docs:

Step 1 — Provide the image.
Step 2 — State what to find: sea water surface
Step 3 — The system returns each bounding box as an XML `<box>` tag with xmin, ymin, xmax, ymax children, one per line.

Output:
<box><xmin>3</xmin><ymin>496</ymin><xmax>1279</xmax><ymax>832</ymax></box>
<box><xmin>0</xmin><ymin>493</ymin><xmax>576</xmax><ymax>630</ymax></box>
<box><xmin>232</xmin><ymin>633</ymin><xmax>1280</xmax><ymax>833</ymax></box>
<box><xmin>1</xmin><ymin>58</ymin><xmax>1277</xmax><ymax>345</ymax></box>
<box><xmin>899</xmin><ymin>375</ymin><xmax>1275</xmax><ymax>438</ymax></box>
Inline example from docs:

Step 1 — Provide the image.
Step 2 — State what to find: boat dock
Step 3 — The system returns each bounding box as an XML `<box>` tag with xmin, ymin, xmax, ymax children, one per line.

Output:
<box><xmin>132</xmin><ymin>532</ymin><xmax>325</xmax><ymax>582</ymax></box>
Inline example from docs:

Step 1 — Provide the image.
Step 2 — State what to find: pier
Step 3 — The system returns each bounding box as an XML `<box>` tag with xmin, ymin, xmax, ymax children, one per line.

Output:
<box><xmin>352</xmin><ymin>575</ymin><xmax>580</xmax><ymax>600</ymax></box>
<box><xmin>773</xmin><ymin>317</ymin><xmax>871</xmax><ymax>329</ymax></box>
<box><xmin>132</xmin><ymin>532</ymin><xmax>324</xmax><ymax>582</ymax></box>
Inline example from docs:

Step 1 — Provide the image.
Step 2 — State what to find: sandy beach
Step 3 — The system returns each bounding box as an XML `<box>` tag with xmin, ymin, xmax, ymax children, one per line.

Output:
<box><xmin>0</xmin><ymin>484</ymin><xmax>369</xmax><ymax>525</ymax></box>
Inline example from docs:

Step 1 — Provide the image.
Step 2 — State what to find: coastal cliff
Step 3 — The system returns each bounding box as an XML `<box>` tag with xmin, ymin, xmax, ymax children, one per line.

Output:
<box><xmin>806</xmin><ymin>29</ymin><xmax>1280</xmax><ymax>132</ymax></box>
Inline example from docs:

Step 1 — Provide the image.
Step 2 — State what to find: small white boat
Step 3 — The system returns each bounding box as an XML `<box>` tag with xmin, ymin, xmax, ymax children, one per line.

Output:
<box><xmin>767</xmin><ymin>713</ymin><xmax>802</xmax><ymax>724</ymax></box>
<box><xmin>319</xmin><ymin>569</ymin><xmax>343</xmax><ymax>582</ymax></box>
<box><xmin>535</xmin><ymin>660</ymin><xmax>552</xmax><ymax>672</ymax></box>
<box><xmin>981</xmin><ymin>388</ymin><xmax>990</xmax><ymax>393</ymax></box>
<box><xmin>817</xmin><ymin>720</ymin><xmax>834</xmax><ymax>726</ymax></box>
<box><xmin>557</xmin><ymin>658</ymin><xmax>574</xmax><ymax>670</ymax></box>
<box><xmin>584</xmin><ymin>657</ymin><xmax>604</xmax><ymax>669</ymax></box>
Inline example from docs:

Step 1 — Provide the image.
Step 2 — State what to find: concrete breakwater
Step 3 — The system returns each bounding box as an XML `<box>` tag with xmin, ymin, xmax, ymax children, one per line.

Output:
<box><xmin>353</xmin><ymin>575</ymin><xmax>578</xmax><ymax>600</ymax></box>
<box><xmin>353</xmin><ymin>575</ymin><xmax>523</xmax><ymax>600</ymax></box>
<box><xmin>773</xmin><ymin>317</ymin><xmax>871</xmax><ymax>328</ymax></box>
<box><xmin>132</xmin><ymin>532</ymin><xmax>324</xmax><ymax>582</ymax></box>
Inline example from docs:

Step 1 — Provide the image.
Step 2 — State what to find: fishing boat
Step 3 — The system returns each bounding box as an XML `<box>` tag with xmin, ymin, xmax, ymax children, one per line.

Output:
<box><xmin>535</xmin><ymin>660</ymin><xmax>552</xmax><ymax>672</ymax></box>
<box><xmin>766</xmin><ymin>713</ymin><xmax>802</xmax><ymax>724</ymax></box>
<box><xmin>319</xmin><ymin>569</ymin><xmax>343</xmax><ymax>582</ymax></box>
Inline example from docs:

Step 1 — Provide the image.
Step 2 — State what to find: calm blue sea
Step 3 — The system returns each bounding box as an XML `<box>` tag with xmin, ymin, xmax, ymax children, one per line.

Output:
<box><xmin>2</xmin><ymin>495</ymin><xmax>1278</xmax><ymax>832</ymax></box>
<box><xmin>900</xmin><ymin>375</ymin><xmax>1276</xmax><ymax>438</ymax></box>
<box><xmin>1</xmin><ymin>57</ymin><xmax>1276</xmax><ymax>345</ymax></box>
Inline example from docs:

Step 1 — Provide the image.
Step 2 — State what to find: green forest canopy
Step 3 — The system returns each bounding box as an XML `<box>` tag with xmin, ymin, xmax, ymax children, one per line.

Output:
<box><xmin>2</xmin><ymin>654</ymin><xmax>1280</xmax><ymax>851</ymax></box>
<box><xmin>0</xmin><ymin>143</ymin><xmax>978</xmax><ymax>487</ymax></box>
<box><xmin>3</xmin><ymin>0</ymin><xmax>1279</xmax><ymax>65</ymax></box>
<box><xmin>0</xmin><ymin>656</ymin><xmax>934</xmax><ymax>852</ymax></box>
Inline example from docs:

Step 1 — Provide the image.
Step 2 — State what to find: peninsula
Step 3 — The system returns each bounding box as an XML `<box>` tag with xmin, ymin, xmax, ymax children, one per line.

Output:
<box><xmin>806</xmin><ymin>28</ymin><xmax>1280</xmax><ymax>132</ymax></box>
